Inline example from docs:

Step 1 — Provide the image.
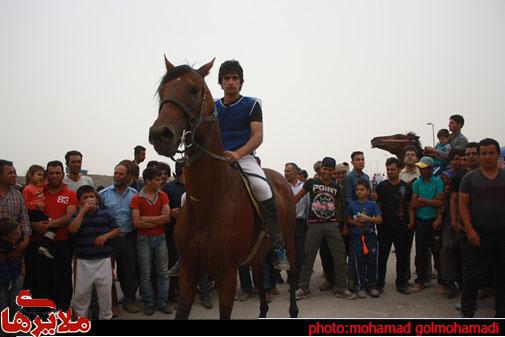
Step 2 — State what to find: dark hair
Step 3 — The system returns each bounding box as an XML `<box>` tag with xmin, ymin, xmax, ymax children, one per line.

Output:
<box><xmin>0</xmin><ymin>217</ymin><xmax>19</xmax><ymax>238</ymax></box>
<box><xmin>64</xmin><ymin>150</ymin><xmax>83</xmax><ymax>165</ymax></box>
<box><xmin>465</xmin><ymin>142</ymin><xmax>479</xmax><ymax>153</ymax></box>
<box><xmin>146</xmin><ymin>160</ymin><xmax>159</xmax><ymax>168</ymax></box>
<box><xmin>76</xmin><ymin>185</ymin><xmax>97</xmax><ymax>200</ymax></box>
<box><xmin>25</xmin><ymin>164</ymin><xmax>45</xmax><ymax>185</ymax></box>
<box><xmin>342</xmin><ymin>162</ymin><xmax>349</xmax><ymax>167</ymax></box>
<box><xmin>157</xmin><ymin>162</ymin><xmax>171</xmax><ymax>176</ymax></box>
<box><xmin>298</xmin><ymin>170</ymin><xmax>308</xmax><ymax>179</ymax></box>
<box><xmin>403</xmin><ymin>146</ymin><xmax>418</xmax><ymax>159</ymax></box>
<box><xmin>134</xmin><ymin>145</ymin><xmax>146</xmax><ymax>154</ymax></box>
<box><xmin>478</xmin><ymin>138</ymin><xmax>500</xmax><ymax>155</ymax></box>
<box><xmin>285</xmin><ymin>162</ymin><xmax>300</xmax><ymax>172</ymax></box>
<box><xmin>142</xmin><ymin>167</ymin><xmax>162</xmax><ymax>182</ymax></box>
<box><xmin>0</xmin><ymin>159</ymin><xmax>13</xmax><ymax>177</ymax></box>
<box><xmin>218</xmin><ymin>60</ymin><xmax>244</xmax><ymax>85</ymax></box>
<box><xmin>449</xmin><ymin>148</ymin><xmax>465</xmax><ymax>160</ymax></box>
<box><xmin>450</xmin><ymin>114</ymin><xmax>465</xmax><ymax>127</ymax></box>
<box><xmin>46</xmin><ymin>160</ymin><xmax>64</xmax><ymax>172</ymax></box>
<box><xmin>356</xmin><ymin>179</ymin><xmax>371</xmax><ymax>190</ymax></box>
<box><xmin>385</xmin><ymin>157</ymin><xmax>401</xmax><ymax>168</ymax></box>
<box><xmin>351</xmin><ymin>151</ymin><xmax>364</xmax><ymax>161</ymax></box>
<box><xmin>117</xmin><ymin>160</ymin><xmax>134</xmax><ymax>177</ymax></box>
<box><xmin>437</xmin><ymin>129</ymin><xmax>450</xmax><ymax>138</ymax></box>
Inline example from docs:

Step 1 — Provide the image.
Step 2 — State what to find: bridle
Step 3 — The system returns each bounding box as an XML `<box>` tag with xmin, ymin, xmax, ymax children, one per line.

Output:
<box><xmin>157</xmin><ymin>72</ymin><xmax>227</xmax><ymax>166</ymax></box>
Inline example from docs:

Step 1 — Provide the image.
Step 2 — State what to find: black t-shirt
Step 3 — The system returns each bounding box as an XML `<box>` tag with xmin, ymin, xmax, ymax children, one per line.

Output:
<box><xmin>460</xmin><ymin>168</ymin><xmax>505</xmax><ymax>233</ymax></box>
<box><xmin>376</xmin><ymin>179</ymin><xmax>412</xmax><ymax>225</ymax></box>
<box><xmin>450</xmin><ymin>168</ymin><xmax>470</xmax><ymax>194</ymax></box>
<box><xmin>303</xmin><ymin>178</ymin><xmax>345</xmax><ymax>224</ymax></box>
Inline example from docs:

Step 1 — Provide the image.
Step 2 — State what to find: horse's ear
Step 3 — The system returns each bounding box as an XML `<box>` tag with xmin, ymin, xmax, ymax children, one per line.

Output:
<box><xmin>164</xmin><ymin>54</ymin><xmax>175</xmax><ymax>71</ymax></box>
<box><xmin>197</xmin><ymin>58</ymin><xmax>215</xmax><ymax>78</ymax></box>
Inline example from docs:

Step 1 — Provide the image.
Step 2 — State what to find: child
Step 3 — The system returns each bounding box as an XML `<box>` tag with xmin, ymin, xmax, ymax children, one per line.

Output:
<box><xmin>69</xmin><ymin>185</ymin><xmax>119</xmax><ymax>320</ymax></box>
<box><xmin>431</xmin><ymin>129</ymin><xmax>451</xmax><ymax>175</ymax></box>
<box><xmin>22</xmin><ymin>165</ymin><xmax>55</xmax><ymax>259</ymax></box>
<box><xmin>131</xmin><ymin>167</ymin><xmax>171</xmax><ymax>316</ymax></box>
<box><xmin>346</xmin><ymin>179</ymin><xmax>383</xmax><ymax>299</ymax></box>
<box><xmin>0</xmin><ymin>217</ymin><xmax>24</xmax><ymax>315</ymax></box>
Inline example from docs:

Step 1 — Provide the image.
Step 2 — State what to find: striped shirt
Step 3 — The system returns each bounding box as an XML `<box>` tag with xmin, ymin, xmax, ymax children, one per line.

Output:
<box><xmin>0</xmin><ymin>186</ymin><xmax>31</xmax><ymax>237</ymax></box>
<box><xmin>73</xmin><ymin>209</ymin><xmax>117</xmax><ymax>260</ymax></box>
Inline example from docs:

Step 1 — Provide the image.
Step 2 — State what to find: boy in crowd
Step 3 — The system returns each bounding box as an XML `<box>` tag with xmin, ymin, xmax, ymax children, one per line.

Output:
<box><xmin>346</xmin><ymin>180</ymin><xmax>383</xmax><ymax>298</ymax></box>
<box><xmin>430</xmin><ymin>129</ymin><xmax>451</xmax><ymax>175</ymax></box>
<box><xmin>0</xmin><ymin>217</ymin><xmax>24</xmax><ymax>315</ymax></box>
<box><xmin>69</xmin><ymin>185</ymin><xmax>119</xmax><ymax>320</ymax></box>
<box><xmin>131</xmin><ymin>167</ymin><xmax>171</xmax><ymax>316</ymax></box>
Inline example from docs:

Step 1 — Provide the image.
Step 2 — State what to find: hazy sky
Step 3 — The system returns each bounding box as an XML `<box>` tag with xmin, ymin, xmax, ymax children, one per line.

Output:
<box><xmin>1</xmin><ymin>0</ymin><xmax>504</xmax><ymax>176</ymax></box>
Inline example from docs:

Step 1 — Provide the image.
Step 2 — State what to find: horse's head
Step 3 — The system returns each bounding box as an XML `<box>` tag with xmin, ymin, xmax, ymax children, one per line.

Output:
<box><xmin>371</xmin><ymin>132</ymin><xmax>422</xmax><ymax>159</ymax></box>
<box><xmin>149</xmin><ymin>56</ymin><xmax>215</xmax><ymax>158</ymax></box>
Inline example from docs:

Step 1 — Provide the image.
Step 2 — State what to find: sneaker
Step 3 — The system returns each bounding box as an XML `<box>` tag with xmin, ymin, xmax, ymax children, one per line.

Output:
<box><xmin>200</xmin><ymin>296</ymin><xmax>213</xmax><ymax>309</ymax></box>
<box><xmin>369</xmin><ymin>288</ymin><xmax>380</xmax><ymax>298</ymax></box>
<box><xmin>239</xmin><ymin>290</ymin><xmax>253</xmax><ymax>302</ymax></box>
<box><xmin>159</xmin><ymin>304</ymin><xmax>172</xmax><ymax>314</ymax></box>
<box><xmin>357</xmin><ymin>290</ymin><xmax>367</xmax><ymax>299</ymax></box>
<box><xmin>144</xmin><ymin>307</ymin><xmax>155</xmax><ymax>316</ymax></box>
<box><xmin>122</xmin><ymin>303</ymin><xmax>139</xmax><ymax>313</ymax></box>
<box><xmin>167</xmin><ymin>260</ymin><xmax>180</xmax><ymax>277</ymax></box>
<box><xmin>411</xmin><ymin>283</ymin><xmax>424</xmax><ymax>293</ymax></box>
<box><xmin>273</xmin><ymin>248</ymin><xmax>290</xmax><ymax>271</ymax></box>
<box><xmin>295</xmin><ymin>288</ymin><xmax>309</xmax><ymax>300</ymax></box>
<box><xmin>335</xmin><ymin>289</ymin><xmax>357</xmax><ymax>300</ymax></box>
<box><xmin>270</xmin><ymin>287</ymin><xmax>279</xmax><ymax>295</ymax></box>
<box><xmin>37</xmin><ymin>246</ymin><xmax>54</xmax><ymax>259</ymax></box>
<box><xmin>397</xmin><ymin>286</ymin><xmax>410</xmax><ymax>295</ymax></box>
<box><xmin>318</xmin><ymin>280</ymin><xmax>333</xmax><ymax>292</ymax></box>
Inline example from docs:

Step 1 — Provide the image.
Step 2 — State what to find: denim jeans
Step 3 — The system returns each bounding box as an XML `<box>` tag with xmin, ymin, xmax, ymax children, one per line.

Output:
<box><xmin>137</xmin><ymin>234</ymin><xmax>169</xmax><ymax>309</ymax></box>
<box><xmin>0</xmin><ymin>274</ymin><xmax>23</xmax><ymax>314</ymax></box>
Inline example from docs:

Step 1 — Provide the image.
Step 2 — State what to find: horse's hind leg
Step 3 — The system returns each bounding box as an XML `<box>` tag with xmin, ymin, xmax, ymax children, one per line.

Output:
<box><xmin>251</xmin><ymin>259</ymin><xmax>269</xmax><ymax>318</ymax></box>
<box><xmin>286</xmin><ymin>240</ymin><xmax>299</xmax><ymax>318</ymax></box>
<box><xmin>175</xmin><ymin>261</ymin><xmax>200</xmax><ymax>320</ymax></box>
<box><xmin>217</xmin><ymin>265</ymin><xmax>238</xmax><ymax>320</ymax></box>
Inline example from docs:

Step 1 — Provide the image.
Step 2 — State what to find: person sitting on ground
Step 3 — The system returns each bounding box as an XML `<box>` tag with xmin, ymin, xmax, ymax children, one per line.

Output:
<box><xmin>346</xmin><ymin>179</ymin><xmax>383</xmax><ymax>299</ymax></box>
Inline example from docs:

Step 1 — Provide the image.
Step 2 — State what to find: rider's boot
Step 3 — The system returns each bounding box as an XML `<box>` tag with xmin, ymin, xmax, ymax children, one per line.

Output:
<box><xmin>260</xmin><ymin>197</ymin><xmax>290</xmax><ymax>271</ymax></box>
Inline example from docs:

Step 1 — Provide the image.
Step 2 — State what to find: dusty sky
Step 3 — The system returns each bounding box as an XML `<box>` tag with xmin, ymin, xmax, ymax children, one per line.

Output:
<box><xmin>1</xmin><ymin>0</ymin><xmax>504</xmax><ymax>176</ymax></box>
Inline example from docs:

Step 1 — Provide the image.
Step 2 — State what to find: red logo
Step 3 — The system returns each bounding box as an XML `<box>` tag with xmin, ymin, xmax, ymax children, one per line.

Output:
<box><xmin>1</xmin><ymin>290</ymin><xmax>91</xmax><ymax>337</ymax></box>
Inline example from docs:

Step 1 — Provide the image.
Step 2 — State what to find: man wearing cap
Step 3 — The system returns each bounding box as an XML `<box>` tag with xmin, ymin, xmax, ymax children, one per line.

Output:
<box><xmin>293</xmin><ymin>157</ymin><xmax>356</xmax><ymax>300</ymax></box>
<box><xmin>409</xmin><ymin>156</ymin><xmax>445</xmax><ymax>292</ymax></box>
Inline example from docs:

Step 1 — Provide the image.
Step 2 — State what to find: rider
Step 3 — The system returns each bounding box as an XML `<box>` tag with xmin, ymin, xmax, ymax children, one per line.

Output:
<box><xmin>215</xmin><ymin>60</ymin><xmax>289</xmax><ymax>271</ymax></box>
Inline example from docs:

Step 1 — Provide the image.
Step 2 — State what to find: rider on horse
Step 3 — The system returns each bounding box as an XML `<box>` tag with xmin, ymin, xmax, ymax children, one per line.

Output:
<box><xmin>216</xmin><ymin>60</ymin><xmax>289</xmax><ymax>271</ymax></box>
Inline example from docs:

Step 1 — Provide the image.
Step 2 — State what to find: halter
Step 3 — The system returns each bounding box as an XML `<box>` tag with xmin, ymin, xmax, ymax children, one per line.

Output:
<box><xmin>157</xmin><ymin>74</ymin><xmax>227</xmax><ymax>166</ymax></box>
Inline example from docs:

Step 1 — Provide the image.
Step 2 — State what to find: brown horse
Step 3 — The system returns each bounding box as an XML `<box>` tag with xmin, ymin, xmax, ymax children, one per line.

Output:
<box><xmin>148</xmin><ymin>57</ymin><xmax>298</xmax><ymax>319</ymax></box>
<box><xmin>371</xmin><ymin>132</ymin><xmax>423</xmax><ymax>163</ymax></box>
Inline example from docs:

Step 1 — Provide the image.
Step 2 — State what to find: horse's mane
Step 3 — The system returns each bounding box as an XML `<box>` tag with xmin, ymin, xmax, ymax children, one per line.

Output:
<box><xmin>156</xmin><ymin>65</ymin><xmax>193</xmax><ymax>98</ymax></box>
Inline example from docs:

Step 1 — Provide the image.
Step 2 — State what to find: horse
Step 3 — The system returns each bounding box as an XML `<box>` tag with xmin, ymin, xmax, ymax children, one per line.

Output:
<box><xmin>148</xmin><ymin>57</ymin><xmax>298</xmax><ymax>319</ymax></box>
<box><xmin>370</xmin><ymin>132</ymin><xmax>424</xmax><ymax>164</ymax></box>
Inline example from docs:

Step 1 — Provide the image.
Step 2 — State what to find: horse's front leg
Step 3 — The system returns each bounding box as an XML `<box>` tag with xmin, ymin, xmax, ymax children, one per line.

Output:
<box><xmin>175</xmin><ymin>260</ymin><xmax>200</xmax><ymax>320</ymax></box>
<box><xmin>251</xmin><ymin>259</ymin><xmax>268</xmax><ymax>318</ymax></box>
<box><xmin>217</xmin><ymin>265</ymin><xmax>238</xmax><ymax>320</ymax></box>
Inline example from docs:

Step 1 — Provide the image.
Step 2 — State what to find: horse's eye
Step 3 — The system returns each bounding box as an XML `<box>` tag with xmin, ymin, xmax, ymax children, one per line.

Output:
<box><xmin>189</xmin><ymin>86</ymin><xmax>199</xmax><ymax>96</ymax></box>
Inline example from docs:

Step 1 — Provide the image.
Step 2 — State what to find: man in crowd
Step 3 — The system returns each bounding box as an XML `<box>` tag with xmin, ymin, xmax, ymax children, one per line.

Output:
<box><xmin>133</xmin><ymin>145</ymin><xmax>147</xmax><ymax>179</ymax></box>
<box><xmin>24</xmin><ymin>161</ymin><xmax>77</xmax><ymax>310</ymax></box>
<box><xmin>376</xmin><ymin>157</ymin><xmax>413</xmax><ymax>294</ymax></box>
<box><xmin>459</xmin><ymin>138</ymin><xmax>505</xmax><ymax>318</ymax></box>
<box><xmin>425</xmin><ymin>114</ymin><xmax>468</xmax><ymax>162</ymax></box>
<box><xmin>100</xmin><ymin>161</ymin><xmax>139</xmax><ymax>313</ymax></box>
<box><xmin>63</xmin><ymin>150</ymin><xmax>94</xmax><ymax>191</ymax></box>
<box><xmin>284</xmin><ymin>162</ymin><xmax>308</xmax><ymax>288</ymax></box>
<box><xmin>400</xmin><ymin>146</ymin><xmax>420</xmax><ymax>184</ymax></box>
<box><xmin>409</xmin><ymin>157</ymin><xmax>444</xmax><ymax>292</ymax></box>
<box><xmin>0</xmin><ymin>160</ymin><xmax>31</xmax><ymax>262</ymax></box>
<box><xmin>293</xmin><ymin>157</ymin><xmax>356</xmax><ymax>300</ymax></box>
<box><xmin>344</xmin><ymin>151</ymin><xmax>371</xmax><ymax>203</ymax></box>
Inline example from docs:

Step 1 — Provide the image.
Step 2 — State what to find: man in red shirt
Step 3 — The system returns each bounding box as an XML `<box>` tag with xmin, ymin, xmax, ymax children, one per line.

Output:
<box><xmin>131</xmin><ymin>167</ymin><xmax>171</xmax><ymax>316</ymax></box>
<box><xmin>24</xmin><ymin>160</ymin><xmax>77</xmax><ymax>310</ymax></box>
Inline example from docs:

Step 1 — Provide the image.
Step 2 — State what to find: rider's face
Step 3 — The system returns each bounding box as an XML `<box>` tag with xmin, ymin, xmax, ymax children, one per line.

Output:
<box><xmin>221</xmin><ymin>73</ymin><xmax>241</xmax><ymax>97</ymax></box>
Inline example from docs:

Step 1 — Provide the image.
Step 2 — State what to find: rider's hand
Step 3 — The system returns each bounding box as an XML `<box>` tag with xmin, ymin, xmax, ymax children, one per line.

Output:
<box><xmin>224</xmin><ymin>151</ymin><xmax>242</xmax><ymax>163</ymax></box>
